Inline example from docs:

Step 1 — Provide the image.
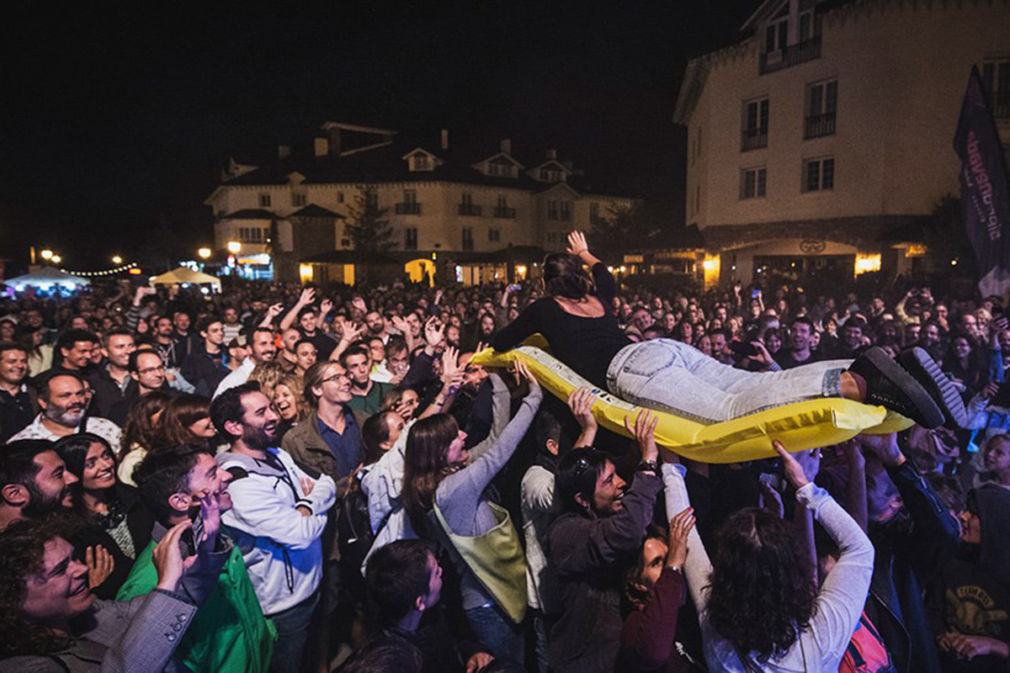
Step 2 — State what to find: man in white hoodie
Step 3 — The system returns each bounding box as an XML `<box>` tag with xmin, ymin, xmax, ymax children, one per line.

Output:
<box><xmin>211</xmin><ymin>382</ymin><xmax>336</xmax><ymax>673</ymax></box>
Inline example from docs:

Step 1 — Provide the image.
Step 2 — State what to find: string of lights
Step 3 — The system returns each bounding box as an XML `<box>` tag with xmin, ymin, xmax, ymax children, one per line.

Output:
<box><xmin>59</xmin><ymin>262</ymin><xmax>139</xmax><ymax>277</ymax></box>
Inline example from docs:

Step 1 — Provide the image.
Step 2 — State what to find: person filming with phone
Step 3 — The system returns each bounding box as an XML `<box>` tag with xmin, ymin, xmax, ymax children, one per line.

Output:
<box><xmin>117</xmin><ymin>445</ymin><xmax>275</xmax><ymax>673</ymax></box>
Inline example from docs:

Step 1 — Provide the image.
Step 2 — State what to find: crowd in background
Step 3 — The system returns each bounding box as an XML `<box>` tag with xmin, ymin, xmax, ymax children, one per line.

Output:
<box><xmin>1</xmin><ymin>258</ymin><xmax>1010</xmax><ymax>673</ymax></box>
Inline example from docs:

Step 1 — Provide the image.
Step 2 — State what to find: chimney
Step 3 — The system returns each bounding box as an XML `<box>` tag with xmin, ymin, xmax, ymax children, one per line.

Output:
<box><xmin>441</xmin><ymin>129</ymin><xmax>449</xmax><ymax>151</ymax></box>
<box><xmin>500</xmin><ymin>138</ymin><xmax>511</xmax><ymax>155</ymax></box>
<box><xmin>327</xmin><ymin>125</ymin><xmax>342</xmax><ymax>155</ymax></box>
<box><xmin>314</xmin><ymin>137</ymin><xmax>329</xmax><ymax>157</ymax></box>
<box><xmin>278</xmin><ymin>145</ymin><xmax>292</xmax><ymax>160</ymax></box>
<box><xmin>546</xmin><ymin>148</ymin><xmax>557</xmax><ymax>160</ymax></box>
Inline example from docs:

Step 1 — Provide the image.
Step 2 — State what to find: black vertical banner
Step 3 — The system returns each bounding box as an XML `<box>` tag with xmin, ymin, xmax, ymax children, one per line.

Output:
<box><xmin>954</xmin><ymin>66</ymin><xmax>1010</xmax><ymax>297</ymax></box>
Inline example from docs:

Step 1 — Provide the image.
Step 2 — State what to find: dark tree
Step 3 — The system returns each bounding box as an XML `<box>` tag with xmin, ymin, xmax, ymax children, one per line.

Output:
<box><xmin>344</xmin><ymin>186</ymin><xmax>394</xmax><ymax>253</ymax></box>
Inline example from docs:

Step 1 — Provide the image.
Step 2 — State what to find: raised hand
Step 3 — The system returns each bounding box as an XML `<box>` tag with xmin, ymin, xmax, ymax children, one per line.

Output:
<box><xmin>424</xmin><ymin>317</ymin><xmax>445</xmax><ymax>348</ymax></box>
<box><xmin>390</xmin><ymin>314</ymin><xmax>410</xmax><ymax>334</ymax></box>
<box><xmin>772</xmin><ymin>440</ymin><xmax>819</xmax><ymax>489</ymax></box>
<box><xmin>567</xmin><ymin>388</ymin><xmax>598</xmax><ymax>433</ymax></box>
<box><xmin>624</xmin><ymin>409</ymin><xmax>659</xmax><ymax>463</ymax></box>
<box><xmin>339</xmin><ymin>322</ymin><xmax>365</xmax><ymax>344</ymax></box>
<box><xmin>266</xmin><ymin>302</ymin><xmax>284</xmax><ymax>319</ymax></box>
<box><xmin>298</xmin><ymin>287</ymin><xmax>316</xmax><ymax>306</ymax></box>
<box><xmin>153</xmin><ymin>520</ymin><xmax>199</xmax><ymax>592</ymax></box>
<box><xmin>86</xmin><ymin>545</ymin><xmax>115</xmax><ymax>589</ymax></box>
<box><xmin>352</xmin><ymin>296</ymin><xmax>368</xmax><ymax>313</ymax></box>
<box><xmin>319</xmin><ymin>298</ymin><xmax>334</xmax><ymax>316</ymax></box>
<box><xmin>666</xmin><ymin>508</ymin><xmax>696</xmax><ymax>569</ymax></box>
<box><xmin>566</xmin><ymin>230</ymin><xmax>589</xmax><ymax>256</ymax></box>
<box><xmin>440</xmin><ymin>346</ymin><xmax>460</xmax><ymax>384</ymax></box>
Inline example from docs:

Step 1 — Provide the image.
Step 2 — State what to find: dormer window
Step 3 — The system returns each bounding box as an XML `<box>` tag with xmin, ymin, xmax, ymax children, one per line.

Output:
<box><xmin>764</xmin><ymin>4</ymin><xmax>789</xmax><ymax>57</ymax></box>
<box><xmin>489</xmin><ymin>162</ymin><xmax>513</xmax><ymax>178</ymax></box>
<box><xmin>403</xmin><ymin>148</ymin><xmax>439</xmax><ymax>172</ymax></box>
<box><xmin>540</xmin><ymin>168</ymin><xmax>562</xmax><ymax>182</ymax></box>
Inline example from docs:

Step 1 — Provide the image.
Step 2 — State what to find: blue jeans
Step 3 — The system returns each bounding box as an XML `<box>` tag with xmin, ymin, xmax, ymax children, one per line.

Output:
<box><xmin>268</xmin><ymin>592</ymin><xmax>319</xmax><ymax>673</ymax></box>
<box><xmin>608</xmin><ymin>339</ymin><xmax>849</xmax><ymax>423</ymax></box>
<box><xmin>466</xmin><ymin>603</ymin><xmax>525</xmax><ymax>664</ymax></box>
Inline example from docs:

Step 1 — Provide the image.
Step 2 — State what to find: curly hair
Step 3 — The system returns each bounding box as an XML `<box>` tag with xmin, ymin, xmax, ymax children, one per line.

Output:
<box><xmin>0</xmin><ymin>519</ymin><xmax>74</xmax><ymax>656</ymax></box>
<box><xmin>705</xmin><ymin>507</ymin><xmax>818</xmax><ymax>659</ymax></box>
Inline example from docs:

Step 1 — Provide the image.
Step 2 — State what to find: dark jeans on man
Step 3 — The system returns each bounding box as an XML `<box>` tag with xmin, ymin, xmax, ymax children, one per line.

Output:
<box><xmin>269</xmin><ymin>592</ymin><xmax>319</xmax><ymax>673</ymax></box>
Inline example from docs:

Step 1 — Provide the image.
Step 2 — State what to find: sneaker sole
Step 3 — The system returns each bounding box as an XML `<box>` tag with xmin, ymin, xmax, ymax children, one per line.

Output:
<box><xmin>863</xmin><ymin>347</ymin><xmax>944</xmax><ymax>428</ymax></box>
<box><xmin>898</xmin><ymin>347</ymin><xmax>968</xmax><ymax>428</ymax></box>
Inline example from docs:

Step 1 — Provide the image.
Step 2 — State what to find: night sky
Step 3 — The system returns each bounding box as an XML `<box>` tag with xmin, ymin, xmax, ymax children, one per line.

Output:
<box><xmin>1</xmin><ymin>2</ymin><xmax>756</xmax><ymax>272</ymax></box>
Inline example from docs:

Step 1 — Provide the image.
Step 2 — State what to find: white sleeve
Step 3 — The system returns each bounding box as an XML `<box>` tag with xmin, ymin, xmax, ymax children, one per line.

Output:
<box><xmin>223</xmin><ymin>468</ymin><xmax>328</xmax><ymax>550</ymax></box>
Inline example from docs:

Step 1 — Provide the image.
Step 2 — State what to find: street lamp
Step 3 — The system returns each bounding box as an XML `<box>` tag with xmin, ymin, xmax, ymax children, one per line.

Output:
<box><xmin>197</xmin><ymin>247</ymin><xmax>212</xmax><ymax>260</ymax></box>
<box><xmin>51</xmin><ymin>255</ymin><xmax>62</xmax><ymax>264</ymax></box>
<box><xmin>227</xmin><ymin>241</ymin><xmax>241</xmax><ymax>254</ymax></box>
<box><xmin>111</xmin><ymin>255</ymin><xmax>123</xmax><ymax>265</ymax></box>
<box><xmin>40</xmin><ymin>249</ymin><xmax>53</xmax><ymax>261</ymax></box>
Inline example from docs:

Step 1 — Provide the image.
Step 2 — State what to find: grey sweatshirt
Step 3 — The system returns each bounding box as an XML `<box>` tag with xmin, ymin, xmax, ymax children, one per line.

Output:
<box><xmin>663</xmin><ymin>463</ymin><xmax>874</xmax><ymax>672</ymax></box>
<box><xmin>436</xmin><ymin>381</ymin><xmax>542</xmax><ymax>610</ymax></box>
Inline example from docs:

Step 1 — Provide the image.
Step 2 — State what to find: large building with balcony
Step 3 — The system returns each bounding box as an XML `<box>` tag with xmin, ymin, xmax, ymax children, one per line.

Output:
<box><xmin>204</xmin><ymin>123</ymin><xmax>638</xmax><ymax>284</ymax></box>
<box><xmin>673</xmin><ymin>0</ymin><xmax>1010</xmax><ymax>287</ymax></box>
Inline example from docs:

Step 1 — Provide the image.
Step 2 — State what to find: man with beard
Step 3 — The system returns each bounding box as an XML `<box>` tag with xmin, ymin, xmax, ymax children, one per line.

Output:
<box><xmin>0</xmin><ymin>342</ymin><xmax>35</xmax><ymax>441</ymax></box>
<box><xmin>213</xmin><ymin>327</ymin><xmax>278</xmax><ymax>398</ymax></box>
<box><xmin>11</xmin><ymin>373</ymin><xmax>122</xmax><ymax>454</ymax></box>
<box><xmin>211</xmin><ymin>382</ymin><xmax>336</xmax><ymax>673</ymax></box>
<box><xmin>153</xmin><ymin>315</ymin><xmax>184</xmax><ymax>368</ymax></box>
<box><xmin>364</xmin><ymin>310</ymin><xmax>390</xmax><ymax>344</ymax></box>
<box><xmin>117</xmin><ymin>446</ymin><xmax>275</xmax><ymax>673</ymax></box>
<box><xmin>279</xmin><ymin>327</ymin><xmax>302</xmax><ymax>372</ymax></box>
<box><xmin>0</xmin><ymin>439</ymin><xmax>78</xmax><ymax>531</ymax></box>
<box><xmin>859</xmin><ymin>432</ymin><xmax>960</xmax><ymax>673</ymax></box>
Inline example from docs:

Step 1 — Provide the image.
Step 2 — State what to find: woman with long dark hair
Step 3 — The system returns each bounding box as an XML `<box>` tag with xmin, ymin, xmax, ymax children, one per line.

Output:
<box><xmin>943</xmin><ymin>334</ymin><xmax>988</xmax><ymax>401</ymax></box>
<box><xmin>491</xmin><ymin>231</ymin><xmax>963</xmax><ymax>429</ymax></box>
<box><xmin>55</xmin><ymin>432</ymin><xmax>154</xmax><ymax>598</ymax></box>
<box><xmin>116</xmin><ymin>391</ymin><xmax>172</xmax><ymax>486</ymax></box>
<box><xmin>401</xmin><ymin>361</ymin><xmax>542</xmax><ymax>664</ymax></box>
<box><xmin>663</xmin><ymin>442</ymin><xmax>873</xmax><ymax>671</ymax></box>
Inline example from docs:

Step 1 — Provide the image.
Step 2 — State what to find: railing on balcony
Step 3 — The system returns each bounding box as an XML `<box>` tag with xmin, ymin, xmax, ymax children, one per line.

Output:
<box><xmin>804</xmin><ymin>112</ymin><xmax>836</xmax><ymax>139</ymax></box>
<box><xmin>493</xmin><ymin>207</ymin><xmax>516</xmax><ymax>218</ymax></box>
<box><xmin>458</xmin><ymin>203</ymin><xmax>482</xmax><ymax>216</ymax></box>
<box><xmin>741</xmin><ymin>129</ymin><xmax>768</xmax><ymax>151</ymax></box>
<box><xmin>759</xmin><ymin>36</ymin><xmax>821</xmax><ymax>74</ymax></box>
<box><xmin>989</xmin><ymin>92</ymin><xmax>1010</xmax><ymax>120</ymax></box>
<box><xmin>395</xmin><ymin>202</ymin><xmax>421</xmax><ymax>215</ymax></box>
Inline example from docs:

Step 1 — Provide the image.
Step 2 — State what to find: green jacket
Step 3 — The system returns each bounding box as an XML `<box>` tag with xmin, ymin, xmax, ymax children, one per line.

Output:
<box><xmin>117</xmin><ymin>540</ymin><xmax>276</xmax><ymax>673</ymax></box>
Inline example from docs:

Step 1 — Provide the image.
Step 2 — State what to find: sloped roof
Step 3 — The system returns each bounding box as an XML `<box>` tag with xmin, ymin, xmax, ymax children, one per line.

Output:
<box><xmin>217</xmin><ymin>130</ymin><xmax>634</xmax><ymax>198</ymax></box>
<box><xmin>218</xmin><ymin>209</ymin><xmax>275</xmax><ymax>220</ymax></box>
<box><xmin>289</xmin><ymin>204</ymin><xmax>344</xmax><ymax>218</ymax></box>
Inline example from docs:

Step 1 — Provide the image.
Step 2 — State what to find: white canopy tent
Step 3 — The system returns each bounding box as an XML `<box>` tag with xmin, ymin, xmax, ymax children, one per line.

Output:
<box><xmin>5</xmin><ymin>268</ymin><xmax>91</xmax><ymax>292</ymax></box>
<box><xmin>150</xmin><ymin>267</ymin><xmax>222</xmax><ymax>291</ymax></box>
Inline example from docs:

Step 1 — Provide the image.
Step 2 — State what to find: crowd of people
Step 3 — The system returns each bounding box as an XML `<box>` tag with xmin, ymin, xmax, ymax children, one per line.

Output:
<box><xmin>1</xmin><ymin>231</ymin><xmax>1010</xmax><ymax>672</ymax></box>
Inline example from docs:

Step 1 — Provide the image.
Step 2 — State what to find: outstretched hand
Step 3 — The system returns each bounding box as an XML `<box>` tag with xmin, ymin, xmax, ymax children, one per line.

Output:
<box><xmin>566</xmin><ymin>230</ymin><xmax>589</xmax><ymax>257</ymax></box>
<box><xmin>625</xmin><ymin>409</ymin><xmax>659</xmax><ymax>463</ymax></box>
<box><xmin>666</xmin><ymin>507</ymin><xmax>696</xmax><ymax>569</ymax></box>
<box><xmin>772</xmin><ymin>440</ymin><xmax>819</xmax><ymax>489</ymax></box>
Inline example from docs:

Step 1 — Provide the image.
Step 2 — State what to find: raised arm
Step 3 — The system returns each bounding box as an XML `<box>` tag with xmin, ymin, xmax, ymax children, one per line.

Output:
<box><xmin>775</xmin><ymin>441</ymin><xmax>873</xmax><ymax>660</ymax></box>
<box><xmin>280</xmin><ymin>287</ymin><xmax>315</xmax><ymax>332</ymax></box>
<box><xmin>438</xmin><ymin>363</ymin><xmax>543</xmax><ymax>513</ymax></box>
